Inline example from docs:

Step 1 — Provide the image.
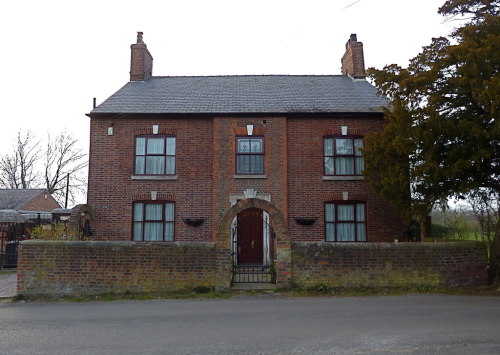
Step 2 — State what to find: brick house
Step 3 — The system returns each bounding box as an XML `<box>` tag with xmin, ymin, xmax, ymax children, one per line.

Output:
<box><xmin>87</xmin><ymin>32</ymin><xmax>407</xmax><ymax>288</ymax></box>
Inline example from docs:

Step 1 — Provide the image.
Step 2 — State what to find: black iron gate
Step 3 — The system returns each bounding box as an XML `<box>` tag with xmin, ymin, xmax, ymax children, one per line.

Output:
<box><xmin>231</xmin><ymin>215</ymin><xmax>276</xmax><ymax>284</ymax></box>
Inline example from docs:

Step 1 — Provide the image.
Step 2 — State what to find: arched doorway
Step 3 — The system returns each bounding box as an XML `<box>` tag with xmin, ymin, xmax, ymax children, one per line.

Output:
<box><xmin>215</xmin><ymin>198</ymin><xmax>291</xmax><ymax>290</ymax></box>
<box><xmin>231</xmin><ymin>208</ymin><xmax>276</xmax><ymax>283</ymax></box>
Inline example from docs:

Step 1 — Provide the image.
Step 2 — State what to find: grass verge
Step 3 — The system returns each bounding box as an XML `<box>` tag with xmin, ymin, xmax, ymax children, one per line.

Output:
<box><xmin>9</xmin><ymin>284</ymin><xmax>500</xmax><ymax>303</ymax></box>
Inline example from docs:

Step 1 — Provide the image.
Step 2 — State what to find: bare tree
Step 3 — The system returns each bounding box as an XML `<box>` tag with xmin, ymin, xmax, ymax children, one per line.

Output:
<box><xmin>44</xmin><ymin>130</ymin><xmax>88</xmax><ymax>206</ymax></box>
<box><xmin>468</xmin><ymin>189</ymin><xmax>500</xmax><ymax>283</ymax></box>
<box><xmin>0</xmin><ymin>130</ymin><xmax>40</xmax><ymax>189</ymax></box>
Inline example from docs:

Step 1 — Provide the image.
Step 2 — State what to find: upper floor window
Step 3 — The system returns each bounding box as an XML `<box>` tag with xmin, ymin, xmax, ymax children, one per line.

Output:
<box><xmin>133</xmin><ymin>201</ymin><xmax>175</xmax><ymax>241</ymax></box>
<box><xmin>236</xmin><ymin>137</ymin><xmax>264</xmax><ymax>174</ymax></box>
<box><xmin>325</xmin><ymin>202</ymin><xmax>366</xmax><ymax>242</ymax></box>
<box><xmin>135</xmin><ymin>136</ymin><xmax>176</xmax><ymax>175</ymax></box>
<box><xmin>324</xmin><ymin>137</ymin><xmax>364</xmax><ymax>176</ymax></box>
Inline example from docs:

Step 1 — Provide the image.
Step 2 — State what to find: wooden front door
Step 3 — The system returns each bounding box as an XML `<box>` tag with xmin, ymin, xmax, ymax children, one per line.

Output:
<box><xmin>237</xmin><ymin>208</ymin><xmax>264</xmax><ymax>265</ymax></box>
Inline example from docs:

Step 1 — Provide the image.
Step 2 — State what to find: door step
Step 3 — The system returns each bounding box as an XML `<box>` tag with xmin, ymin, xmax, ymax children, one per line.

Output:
<box><xmin>231</xmin><ymin>283</ymin><xmax>276</xmax><ymax>291</ymax></box>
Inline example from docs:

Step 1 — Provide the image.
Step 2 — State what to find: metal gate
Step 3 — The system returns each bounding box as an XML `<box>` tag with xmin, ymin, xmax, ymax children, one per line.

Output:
<box><xmin>231</xmin><ymin>213</ymin><xmax>276</xmax><ymax>284</ymax></box>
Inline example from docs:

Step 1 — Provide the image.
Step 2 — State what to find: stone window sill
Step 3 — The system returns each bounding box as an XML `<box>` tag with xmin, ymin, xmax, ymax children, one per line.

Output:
<box><xmin>234</xmin><ymin>174</ymin><xmax>267</xmax><ymax>179</ymax></box>
<box><xmin>322</xmin><ymin>175</ymin><xmax>364</xmax><ymax>181</ymax></box>
<box><xmin>131</xmin><ymin>175</ymin><xmax>178</xmax><ymax>181</ymax></box>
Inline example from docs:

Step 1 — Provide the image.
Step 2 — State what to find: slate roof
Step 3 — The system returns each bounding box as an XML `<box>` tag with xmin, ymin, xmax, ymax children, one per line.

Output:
<box><xmin>91</xmin><ymin>75</ymin><xmax>387</xmax><ymax>115</ymax></box>
<box><xmin>0</xmin><ymin>189</ymin><xmax>46</xmax><ymax>210</ymax></box>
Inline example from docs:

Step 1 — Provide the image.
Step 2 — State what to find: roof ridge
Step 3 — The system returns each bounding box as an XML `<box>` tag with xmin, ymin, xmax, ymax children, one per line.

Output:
<box><xmin>150</xmin><ymin>74</ymin><xmax>347</xmax><ymax>79</ymax></box>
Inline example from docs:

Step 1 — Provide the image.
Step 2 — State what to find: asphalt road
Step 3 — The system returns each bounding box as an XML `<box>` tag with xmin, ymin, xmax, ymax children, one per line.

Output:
<box><xmin>1</xmin><ymin>294</ymin><xmax>499</xmax><ymax>354</ymax></box>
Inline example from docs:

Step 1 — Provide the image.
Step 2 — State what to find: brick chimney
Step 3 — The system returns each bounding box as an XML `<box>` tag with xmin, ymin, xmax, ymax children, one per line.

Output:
<box><xmin>341</xmin><ymin>34</ymin><xmax>365</xmax><ymax>79</ymax></box>
<box><xmin>130</xmin><ymin>32</ymin><xmax>153</xmax><ymax>81</ymax></box>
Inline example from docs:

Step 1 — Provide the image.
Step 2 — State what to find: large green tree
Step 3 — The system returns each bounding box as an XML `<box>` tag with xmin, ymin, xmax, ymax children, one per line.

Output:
<box><xmin>364</xmin><ymin>0</ymin><xmax>499</xmax><ymax>236</ymax></box>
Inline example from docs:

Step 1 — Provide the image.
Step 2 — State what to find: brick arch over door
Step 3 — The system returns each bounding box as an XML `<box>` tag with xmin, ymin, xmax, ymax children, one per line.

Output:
<box><xmin>215</xmin><ymin>198</ymin><xmax>292</xmax><ymax>290</ymax></box>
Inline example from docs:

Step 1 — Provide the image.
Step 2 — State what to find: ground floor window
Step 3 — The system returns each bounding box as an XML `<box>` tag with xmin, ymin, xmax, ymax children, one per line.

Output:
<box><xmin>325</xmin><ymin>202</ymin><xmax>366</xmax><ymax>242</ymax></box>
<box><xmin>133</xmin><ymin>202</ymin><xmax>174</xmax><ymax>241</ymax></box>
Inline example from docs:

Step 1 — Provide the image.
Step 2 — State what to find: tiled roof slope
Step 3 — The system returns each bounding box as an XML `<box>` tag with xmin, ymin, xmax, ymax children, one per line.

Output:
<box><xmin>91</xmin><ymin>75</ymin><xmax>387</xmax><ymax>114</ymax></box>
<box><xmin>0</xmin><ymin>189</ymin><xmax>46</xmax><ymax>210</ymax></box>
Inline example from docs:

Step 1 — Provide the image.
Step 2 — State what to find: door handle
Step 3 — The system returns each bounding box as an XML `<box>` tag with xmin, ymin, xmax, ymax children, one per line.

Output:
<box><xmin>251</xmin><ymin>240</ymin><xmax>255</xmax><ymax>248</ymax></box>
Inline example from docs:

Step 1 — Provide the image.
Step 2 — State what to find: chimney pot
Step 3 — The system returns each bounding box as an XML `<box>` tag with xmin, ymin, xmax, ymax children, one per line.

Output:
<box><xmin>350</xmin><ymin>34</ymin><xmax>357</xmax><ymax>42</ymax></box>
<box><xmin>137</xmin><ymin>31</ymin><xmax>144</xmax><ymax>44</ymax></box>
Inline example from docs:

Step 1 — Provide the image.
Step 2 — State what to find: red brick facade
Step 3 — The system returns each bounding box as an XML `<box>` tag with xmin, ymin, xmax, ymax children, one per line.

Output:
<box><xmin>88</xmin><ymin>114</ymin><xmax>406</xmax><ymax>243</ymax></box>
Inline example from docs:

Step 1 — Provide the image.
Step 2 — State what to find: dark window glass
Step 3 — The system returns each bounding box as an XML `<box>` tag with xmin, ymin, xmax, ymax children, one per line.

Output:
<box><xmin>135</xmin><ymin>136</ymin><xmax>176</xmax><ymax>175</ymax></box>
<box><xmin>324</xmin><ymin>137</ymin><xmax>364</xmax><ymax>176</ymax></box>
<box><xmin>325</xmin><ymin>202</ymin><xmax>366</xmax><ymax>242</ymax></box>
<box><xmin>133</xmin><ymin>202</ymin><xmax>175</xmax><ymax>241</ymax></box>
<box><xmin>236</xmin><ymin>137</ymin><xmax>264</xmax><ymax>174</ymax></box>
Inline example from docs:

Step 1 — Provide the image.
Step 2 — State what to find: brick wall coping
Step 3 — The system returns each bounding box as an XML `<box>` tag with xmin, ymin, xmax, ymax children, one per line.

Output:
<box><xmin>20</xmin><ymin>240</ymin><xmax>215</xmax><ymax>249</ymax></box>
<box><xmin>293</xmin><ymin>241</ymin><xmax>486</xmax><ymax>250</ymax></box>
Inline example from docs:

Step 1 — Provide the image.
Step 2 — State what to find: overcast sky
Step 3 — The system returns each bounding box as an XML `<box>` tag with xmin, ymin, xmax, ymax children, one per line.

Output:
<box><xmin>0</xmin><ymin>0</ymin><xmax>456</xmax><ymax>192</ymax></box>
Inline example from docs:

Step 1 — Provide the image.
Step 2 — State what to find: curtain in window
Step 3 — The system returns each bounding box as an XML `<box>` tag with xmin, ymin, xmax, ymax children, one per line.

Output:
<box><xmin>337</xmin><ymin>205</ymin><xmax>355</xmax><ymax>241</ymax></box>
<box><xmin>335</xmin><ymin>157</ymin><xmax>354</xmax><ymax>175</ymax></box>
<box><xmin>136</xmin><ymin>138</ymin><xmax>146</xmax><ymax>155</ymax></box>
<box><xmin>144</xmin><ymin>222</ymin><xmax>163</xmax><ymax>241</ymax></box>
<box><xmin>133</xmin><ymin>203</ymin><xmax>144</xmax><ymax>241</ymax></box>
<box><xmin>324</xmin><ymin>138</ymin><xmax>333</xmax><ymax>156</ymax></box>
<box><xmin>336</xmin><ymin>138</ymin><xmax>353</xmax><ymax>155</ymax></box>
<box><xmin>237</xmin><ymin>155</ymin><xmax>250</xmax><ymax>173</ymax></box>
<box><xmin>166</xmin><ymin>137</ymin><xmax>176</xmax><ymax>155</ymax></box>
<box><xmin>166</xmin><ymin>157</ymin><xmax>175</xmax><ymax>174</ymax></box>
<box><xmin>325</xmin><ymin>203</ymin><xmax>335</xmax><ymax>241</ymax></box>
<box><xmin>337</xmin><ymin>223</ymin><xmax>355</xmax><ymax>241</ymax></box>
<box><xmin>146</xmin><ymin>204</ymin><xmax>162</xmax><ymax>220</ymax></box>
<box><xmin>250</xmin><ymin>156</ymin><xmax>263</xmax><ymax>174</ymax></box>
<box><xmin>147</xmin><ymin>138</ymin><xmax>164</xmax><ymax>154</ymax></box>
<box><xmin>146</xmin><ymin>156</ymin><xmax>165</xmax><ymax>174</ymax></box>
<box><xmin>356</xmin><ymin>203</ymin><xmax>366</xmax><ymax>241</ymax></box>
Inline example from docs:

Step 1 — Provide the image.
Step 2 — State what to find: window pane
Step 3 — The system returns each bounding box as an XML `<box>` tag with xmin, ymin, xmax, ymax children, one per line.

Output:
<box><xmin>147</xmin><ymin>138</ymin><xmax>164</xmax><ymax>154</ymax></box>
<box><xmin>335</xmin><ymin>157</ymin><xmax>354</xmax><ymax>175</ymax></box>
<box><xmin>336</xmin><ymin>138</ymin><xmax>353</xmax><ymax>155</ymax></box>
<box><xmin>325</xmin><ymin>203</ymin><xmax>335</xmax><ymax>222</ymax></box>
<box><xmin>324</xmin><ymin>157</ymin><xmax>334</xmax><ymax>175</ymax></box>
<box><xmin>326</xmin><ymin>223</ymin><xmax>335</xmax><ymax>241</ymax></box>
<box><xmin>357</xmin><ymin>223</ymin><xmax>366</xmax><ymax>241</ymax></box>
<box><xmin>356</xmin><ymin>204</ymin><xmax>365</xmax><ymax>222</ymax></box>
<box><xmin>136</xmin><ymin>137</ymin><xmax>146</xmax><ymax>155</ymax></box>
<box><xmin>164</xmin><ymin>222</ymin><xmax>174</xmax><ymax>241</ymax></box>
<box><xmin>337</xmin><ymin>223</ymin><xmax>355</xmax><ymax>241</ymax></box>
<box><xmin>146</xmin><ymin>156</ymin><xmax>165</xmax><ymax>174</ymax></box>
<box><xmin>166</xmin><ymin>156</ymin><xmax>175</xmax><ymax>174</ymax></box>
<box><xmin>135</xmin><ymin>156</ymin><xmax>145</xmax><ymax>174</ymax></box>
<box><xmin>324</xmin><ymin>138</ymin><xmax>333</xmax><ymax>156</ymax></box>
<box><xmin>251</xmin><ymin>138</ymin><xmax>263</xmax><ymax>153</ymax></box>
<box><xmin>238</xmin><ymin>139</ymin><xmax>250</xmax><ymax>153</ymax></box>
<box><xmin>134</xmin><ymin>203</ymin><xmax>144</xmax><ymax>221</ymax></box>
<box><xmin>237</xmin><ymin>155</ymin><xmax>250</xmax><ymax>174</ymax></box>
<box><xmin>165</xmin><ymin>203</ymin><xmax>174</xmax><ymax>221</ymax></box>
<box><xmin>250</xmin><ymin>155</ymin><xmax>263</xmax><ymax>174</ymax></box>
<box><xmin>338</xmin><ymin>205</ymin><xmax>354</xmax><ymax>221</ymax></box>
<box><xmin>145</xmin><ymin>204</ymin><xmax>162</xmax><ymax>220</ymax></box>
<box><xmin>166</xmin><ymin>137</ymin><xmax>176</xmax><ymax>155</ymax></box>
<box><xmin>144</xmin><ymin>222</ymin><xmax>163</xmax><ymax>241</ymax></box>
<box><xmin>133</xmin><ymin>222</ymin><xmax>143</xmax><ymax>241</ymax></box>
<box><xmin>355</xmin><ymin>157</ymin><xmax>364</xmax><ymax>175</ymax></box>
<box><xmin>354</xmin><ymin>139</ymin><xmax>363</xmax><ymax>156</ymax></box>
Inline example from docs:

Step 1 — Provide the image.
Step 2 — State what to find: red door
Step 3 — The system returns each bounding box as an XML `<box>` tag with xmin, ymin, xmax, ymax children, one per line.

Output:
<box><xmin>237</xmin><ymin>208</ymin><xmax>264</xmax><ymax>265</ymax></box>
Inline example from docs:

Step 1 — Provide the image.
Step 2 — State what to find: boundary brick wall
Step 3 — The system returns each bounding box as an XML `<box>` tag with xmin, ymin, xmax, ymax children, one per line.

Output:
<box><xmin>17</xmin><ymin>240</ymin><xmax>215</xmax><ymax>297</ymax></box>
<box><xmin>17</xmin><ymin>240</ymin><xmax>489</xmax><ymax>297</ymax></box>
<box><xmin>292</xmin><ymin>242</ymin><xmax>488</xmax><ymax>288</ymax></box>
